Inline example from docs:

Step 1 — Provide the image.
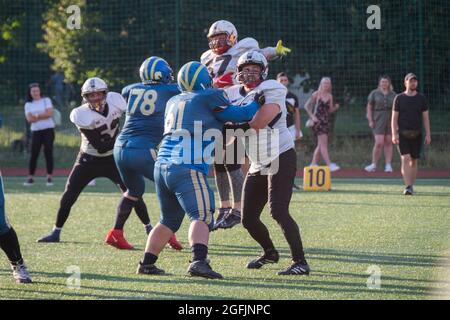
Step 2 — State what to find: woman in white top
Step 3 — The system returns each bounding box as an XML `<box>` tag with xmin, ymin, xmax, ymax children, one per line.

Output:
<box><xmin>24</xmin><ymin>83</ymin><xmax>55</xmax><ymax>186</ymax></box>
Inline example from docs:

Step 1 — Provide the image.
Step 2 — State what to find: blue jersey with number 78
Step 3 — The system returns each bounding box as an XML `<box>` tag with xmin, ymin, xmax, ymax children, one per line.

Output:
<box><xmin>116</xmin><ymin>83</ymin><xmax>180</xmax><ymax>149</ymax></box>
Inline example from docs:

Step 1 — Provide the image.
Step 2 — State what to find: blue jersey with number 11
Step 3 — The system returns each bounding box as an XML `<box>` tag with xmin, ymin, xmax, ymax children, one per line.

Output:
<box><xmin>117</xmin><ymin>83</ymin><xmax>180</xmax><ymax>149</ymax></box>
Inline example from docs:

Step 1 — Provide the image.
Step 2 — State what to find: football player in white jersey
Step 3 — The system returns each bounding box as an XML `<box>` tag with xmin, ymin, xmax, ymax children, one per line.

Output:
<box><xmin>37</xmin><ymin>78</ymin><xmax>152</xmax><ymax>249</ymax></box>
<box><xmin>202</xmin><ymin>20</ymin><xmax>292</xmax><ymax>230</ymax></box>
<box><xmin>201</xmin><ymin>20</ymin><xmax>291</xmax><ymax>88</ymax></box>
<box><xmin>223</xmin><ymin>51</ymin><xmax>310</xmax><ymax>275</ymax></box>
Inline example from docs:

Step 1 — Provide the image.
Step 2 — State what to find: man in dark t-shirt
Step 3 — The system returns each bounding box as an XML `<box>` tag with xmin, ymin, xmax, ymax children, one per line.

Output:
<box><xmin>277</xmin><ymin>73</ymin><xmax>302</xmax><ymax>141</ymax></box>
<box><xmin>277</xmin><ymin>72</ymin><xmax>302</xmax><ymax>190</ymax></box>
<box><xmin>391</xmin><ymin>73</ymin><xmax>431</xmax><ymax>195</ymax></box>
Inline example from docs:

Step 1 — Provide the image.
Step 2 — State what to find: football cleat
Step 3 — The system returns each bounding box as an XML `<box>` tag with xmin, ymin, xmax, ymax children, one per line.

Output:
<box><xmin>220</xmin><ymin>209</ymin><xmax>241</xmax><ymax>229</ymax></box>
<box><xmin>37</xmin><ymin>230</ymin><xmax>60</xmax><ymax>243</ymax></box>
<box><xmin>187</xmin><ymin>260</ymin><xmax>223</xmax><ymax>279</ymax></box>
<box><xmin>105</xmin><ymin>229</ymin><xmax>134</xmax><ymax>250</ymax></box>
<box><xmin>12</xmin><ymin>262</ymin><xmax>32</xmax><ymax>284</ymax></box>
<box><xmin>247</xmin><ymin>250</ymin><xmax>280</xmax><ymax>269</ymax></box>
<box><xmin>167</xmin><ymin>234</ymin><xmax>183</xmax><ymax>251</ymax></box>
<box><xmin>210</xmin><ymin>207</ymin><xmax>230</xmax><ymax>231</ymax></box>
<box><xmin>137</xmin><ymin>262</ymin><xmax>165</xmax><ymax>275</ymax></box>
<box><xmin>277</xmin><ymin>261</ymin><xmax>310</xmax><ymax>276</ymax></box>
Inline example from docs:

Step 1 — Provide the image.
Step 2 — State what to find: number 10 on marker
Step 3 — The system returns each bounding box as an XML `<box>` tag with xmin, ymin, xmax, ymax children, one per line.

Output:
<box><xmin>303</xmin><ymin>166</ymin><xmax>331</xmax><ymax>191</ymax></box>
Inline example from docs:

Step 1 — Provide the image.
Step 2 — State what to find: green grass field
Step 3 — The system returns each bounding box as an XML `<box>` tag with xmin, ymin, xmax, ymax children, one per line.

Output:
<box><xmin>0</xmin><ymin>177</ymin><xmax>449</xmax><ymax>300</ymax></box>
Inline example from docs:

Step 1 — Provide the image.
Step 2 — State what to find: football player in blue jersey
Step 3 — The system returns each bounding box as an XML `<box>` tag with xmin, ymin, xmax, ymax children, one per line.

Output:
<box><xmin>0</xmin><ymin>171</ymin><xmax>32</xmax><ymax>283</ymax></box>
<box><xmin>137</xmin><ymin>61</ymin><xmax>262</xmax><ymax>279</ymax></box>
<box><xmin>107</xmin><ymin>56</ymin><xmax>182</xmax><ymax>250</ymax></box>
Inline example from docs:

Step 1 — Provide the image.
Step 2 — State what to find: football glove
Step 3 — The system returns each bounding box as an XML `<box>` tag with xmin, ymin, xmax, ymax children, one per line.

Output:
<box><xmin>275</xmin><ymin>40</ymin><xmax>291</xmax><ymax>56</ymax></box>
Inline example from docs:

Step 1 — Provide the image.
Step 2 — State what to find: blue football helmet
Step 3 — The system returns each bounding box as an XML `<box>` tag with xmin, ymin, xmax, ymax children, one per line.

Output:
<box><xmin>177</xmin><ymin>61</ymin><xmax>212</xmax><ymax>92</ymax></box>
<box><xmin>139</xmin><ymin>56</ymin><xmax>174</xmax><ymax>84</ymax></box>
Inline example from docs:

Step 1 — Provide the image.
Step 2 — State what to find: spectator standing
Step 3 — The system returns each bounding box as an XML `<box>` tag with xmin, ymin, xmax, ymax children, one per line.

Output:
<box><xmin>365</xmin><ymin>76</ymin><xmax>396</xmax><ymax>173</ymax></box>
<box><xmin>23</xmin><ymin>83</ymin><xmax>55</xmax><ymax>186</ymax></box>
<box><xmin>305</xmin><ymin>77</ymin><xmax>340</xmax><ymax>172</ymax></box>
<box><xmin>392</xmin><ymin>73</ymin><xmax>431</xmax><ymax>195</ymax></box>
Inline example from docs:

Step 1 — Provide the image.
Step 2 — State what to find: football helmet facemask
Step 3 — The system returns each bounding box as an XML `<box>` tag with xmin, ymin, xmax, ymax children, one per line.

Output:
<box><xmin>207</xmin><ymin>20</ymin><xmax>238</xmax><ymax>54</ymax></box>
<box><xmin>81</xmin><ymin>77</ymin><xmax>108</xmax><ymax>112</ymax></box>
<box><xmin>237</xmin><ymin>51</ymin><xmax>268</xmax><ymax>89</ymax></box>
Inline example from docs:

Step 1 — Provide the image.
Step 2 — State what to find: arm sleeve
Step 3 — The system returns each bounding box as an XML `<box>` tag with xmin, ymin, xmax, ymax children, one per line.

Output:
<box><xmin>264</xmin><ymin>86</ymin><xmax>287</xmax><ymax>107</ymax></box>
<box><xmin>260</xmin><ymin>47</ymin><xmax>277</xmax><ymax>61</ymax></box>
<box><xmin>367</xmin><ymin>90</ymin><xmax>375</xmax><ymax>105</ymax></box>
<box><xmin>121</xmin><ymin>85</ymin><xmax>132</xmax><ymax>101</ymax></box>
<box><xmin>79</xmin><ymin>128</ymin><xmax>118</xmax><ymax>154</ymax></box>
<box><xmin>44</xmin><ymin>98</ymin><xmax>53</xmax><ymax>109</ymax></box>
<box><xmin>213</xmin><ymin>101</ymin><xmax>260</xmax><ymax>123</ymax></box>
<box><xmin>204</xmin><ymin>89</ymin><xmax>260</xmax><ymax>123</ymax></box>
<box><xmin>292</xmin><ymin>93</ymin><xmax>299</xmax><ymax>108</ymax></box>
<box><xmin>421</xmin><ymin>95</ymin><xmax>429</xmax><ymax>112</ymax></box>
<box><xmin>393</xmin><ymin>95</ymin><xmax>400</xmax><ymax>112</ymax></box>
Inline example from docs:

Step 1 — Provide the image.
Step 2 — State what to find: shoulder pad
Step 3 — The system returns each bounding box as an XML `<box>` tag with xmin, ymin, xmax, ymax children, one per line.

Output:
<box><xmin>107</xmin><ymin>91</ymin><xmax>127</xmax><ymax>111</ymax></box>
<box><xmin>200</xmin><ymin>50</ymin><xmax>214</xmax><ymax>64</ymax></box>
<box><xmin>70</xmin><ymin>106</ymin><xmax>94</xmax><ymax>129</ymax></box>
<box><xmin>257</xmin><ymin>80</ymin><xmax>286</xmax><ymax>93</ymax></box>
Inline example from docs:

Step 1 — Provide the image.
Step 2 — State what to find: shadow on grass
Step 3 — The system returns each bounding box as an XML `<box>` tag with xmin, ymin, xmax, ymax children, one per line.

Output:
<box><xmin>205</xmin><ymin>245</ymin><xmax>448</xmax><ymax>269</ymax></box>
<box><xmin>306</xmin><ymin>247</ymin><xmax>448</xmax><ymax>268</ymax></box>
<box><xmin>4</xmin><ymin>270</ymin><xmax>445</xmax><ymax>299</ymax></box>
<box><xmin>298</xmin><ymin>199</ymin><xmax>450</xmax><ymax>209</ymax></box>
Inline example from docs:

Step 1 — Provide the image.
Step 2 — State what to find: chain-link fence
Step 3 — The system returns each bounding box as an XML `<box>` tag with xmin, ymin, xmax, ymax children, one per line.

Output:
<box><xmin>1</xmin><ymin>0</ymin><xmax>449</xmax><ymax>168</ymax></box>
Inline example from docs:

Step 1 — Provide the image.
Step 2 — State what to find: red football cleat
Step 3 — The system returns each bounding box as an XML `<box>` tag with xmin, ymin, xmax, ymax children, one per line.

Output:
<box><xmin>105</xmin><ymin>229</ymin><xmax>134</xmax><ymax>250</ymax></box>
<box><xmin>167</xmin><ymin>234</ymin><xmax>183</xmax><ymax>251</ymax></box>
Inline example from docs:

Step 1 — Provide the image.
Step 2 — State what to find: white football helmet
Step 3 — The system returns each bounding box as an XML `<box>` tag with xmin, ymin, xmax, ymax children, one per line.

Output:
<box><xmin>207</xmin><ymin>20</ymin><xmax>238</xmax><ymax>54</ymax></box>
<box><xmin>236</xmin><ymin>51</ymin><xmax>268</xmax><ymax>87</ymax></box>
<box><xmin>81</xmin><ymin>77</ymin><xmax>108</xmax><ymax>111</ymax></box>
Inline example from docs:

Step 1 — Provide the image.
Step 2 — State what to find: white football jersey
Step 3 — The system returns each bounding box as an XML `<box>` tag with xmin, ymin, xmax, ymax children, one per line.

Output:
<box><xmin>225</xmin><ymin>80</ymin><xmax>293</xmax><ymax>173</ymax></box>
<box><xmin>70</xmin><ymin>92</ymin><xmax>126</xmax><ymax>157</ymax></box>
<box><xmin>201</xmin><ymin>37</ymin><xmax>276</xmax><ymax>84</ymax></box>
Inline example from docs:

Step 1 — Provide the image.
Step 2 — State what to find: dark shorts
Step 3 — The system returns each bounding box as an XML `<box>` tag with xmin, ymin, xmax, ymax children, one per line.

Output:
<box><xmin>398</xmin><ymin>134</ymin><xmax>422</xmax><ymax>159</ymax></box>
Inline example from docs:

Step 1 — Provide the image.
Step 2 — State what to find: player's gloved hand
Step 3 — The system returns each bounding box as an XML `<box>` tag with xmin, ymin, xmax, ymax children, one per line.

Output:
<box><xmin>275</xmin><ymin>40</ymin><xmax>291</xmax><ymax>56</ymax></box>
<box><xmin>213</xmin><ymin>72</ymin><xmax>234</xmax><ymax>88</ymax></box>
<box><xmin>253</xmin><ymin>92</ymin><xmax>265</xmax><ymax>106</ymax></box>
